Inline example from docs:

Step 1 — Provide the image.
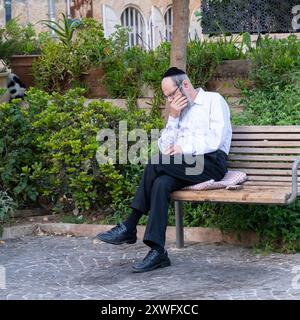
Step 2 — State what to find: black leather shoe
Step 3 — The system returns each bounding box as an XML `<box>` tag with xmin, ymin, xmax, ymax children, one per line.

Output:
<box><xmin>132</xmin><ymin>249</ymin><xmax>171</xmax><ymax>273</ymax></box>
<box><xmin>96</xmin><ymin>223</ymin><xmax>137</xmax><ymax>245</ymax></box>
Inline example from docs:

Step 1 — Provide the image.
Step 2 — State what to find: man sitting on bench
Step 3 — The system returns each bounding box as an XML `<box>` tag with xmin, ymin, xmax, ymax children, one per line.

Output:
<box><xmin>96</xmin><ymin>67</ymin><xmax>232</xmax><ymax>273</ymax></box>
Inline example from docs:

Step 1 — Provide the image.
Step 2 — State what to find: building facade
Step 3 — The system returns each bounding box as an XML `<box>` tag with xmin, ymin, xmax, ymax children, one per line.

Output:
<box><xmin>0</xmin><ymin>0</ymin><xmax>202</xmax><ymax>49</ymax></box>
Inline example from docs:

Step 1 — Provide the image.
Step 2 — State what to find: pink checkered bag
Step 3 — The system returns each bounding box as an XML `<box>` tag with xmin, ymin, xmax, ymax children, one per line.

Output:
<box><xmin>184</xmin><ymin>170</ymin><xmax>247</xmax><ymax>191</ymax></box>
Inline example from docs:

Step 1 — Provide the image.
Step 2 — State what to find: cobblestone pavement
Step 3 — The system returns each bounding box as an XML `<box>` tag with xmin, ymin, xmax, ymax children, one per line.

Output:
<box><xmin>0</xmin><ymin>235</ymin><xmax>300</xmax><ymax>300</ymax></box>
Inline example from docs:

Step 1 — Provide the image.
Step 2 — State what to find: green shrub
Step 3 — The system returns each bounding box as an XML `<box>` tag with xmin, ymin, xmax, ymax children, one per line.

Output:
<box><xmin>0</xmin><ymin>88</ymin><xmax>164</xmax><ymax>213</ymax></box>
<box><xmin>0</xmin><ymin>190</ymin><xmax>16</xmax><ymax>223</ymax></box>
<box><xmin>32</xmin><ymin>40</ymin><xmax>71</xmax><ymax>92</ymax></box>
<box><xmin>32</xmin><ymin>20</ymin><xmax>250</xmax><ymax>97</ymax></box>
<box><xmin>32</xmin><ymin>18</ymin><xmax>109</xmax><ymax>92</ymax></box>
<box><xmin>249</xmin><ymin>35</ymin><xmax>300</xmax><ymax>91</ymax></box>
<box><xmin>102</xmin><ymin>30</ymin><xmax>247</xmax><ymax>99</ymax></box>
<box><xmin>187</xmin><ymin>40</ymin><xmax>221</xmax><ymax>88</ymax></box>
<box><xmin>0</xmin><ymin>88</ymin><xmax>7</xmax><ymax>97</ymax></box>
<box><xmin>0</xmin><ymin>98</ymin><xmax>41</xmax><ymax>207</ymax></box>
<box><xmin>102</xmin><ymin>45</ymin><xmax>145</xmax><ymax>98</ymax></box>
<box><xmin>141</xmin><ymin>42</ymin><xmax>171</xmax><ymax>96</ymax></box>
<box><xmin>40</xmin><ymin>13</ymin><xmax>82</xmax><ymax>48</ymax></box>
<box><xmin>232</xmin><ymin>84</ymin><xmax>300</xmax><ymax>125</ymax></box>
<box><xmin>0</xmin><ymin>190</ymin><xmax>16</xmax><ymax>235</ymax></box>
<box><xmin>102</xmin><ymin>27</ymin><xmax>170</xmax><ymax>99</ymax></box>
<box><xmin>0</xmin><ymin>18</ymin><xmax>41</xmax><ymax>68</ymax></box>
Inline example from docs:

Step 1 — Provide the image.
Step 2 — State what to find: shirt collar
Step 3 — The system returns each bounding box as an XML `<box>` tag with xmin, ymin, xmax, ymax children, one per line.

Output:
<box><xmin>193</xmin><ymin>88</ymin><xmax>205</xmax><ymax>105</ymax></box>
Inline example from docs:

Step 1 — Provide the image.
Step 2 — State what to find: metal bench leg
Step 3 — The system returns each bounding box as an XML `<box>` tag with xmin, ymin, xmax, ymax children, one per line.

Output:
<box><xmin>175</xmin><ymin>201</ymin><xmax>184</xmax><ymax>248</ymax></box>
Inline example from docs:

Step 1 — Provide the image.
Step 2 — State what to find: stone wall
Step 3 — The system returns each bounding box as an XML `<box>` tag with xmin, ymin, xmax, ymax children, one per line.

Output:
<box><xmin>1</xmin><ymin>1</ymin><xmax>299</xmax><ymax>42</ymax></box>
<box><xmin>2</xmin><ymin>0</ymin><xmax>200</xmax><ymax>35</ymax></box>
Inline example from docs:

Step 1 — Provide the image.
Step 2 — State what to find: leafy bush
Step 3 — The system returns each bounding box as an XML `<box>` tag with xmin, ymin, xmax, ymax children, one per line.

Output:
<box><xmin>187</xmin><ymin>40</ymin><xmax>222</xmax><ymax>88</ymax></box>
<box><xmin>102</xmin><ymin>29</ymin><xmax>247</xmax><ymax>99</ymax></box>
<box><xmin>32</xmin><ymin>17</ymin><xmax>109</xmax><ymax>92</ymax></box>
<box><xmin>0</xmin><ymin>88</ymin><xmax>7</xmax><ymax>97</ymax></box>
<box><xmin>0</xmin><ymin>190</ymin><xmax>16</xmax><ymax>223</ymax></box>
<box><xmin>249</xmin><ymin>35</ymin><xmax>300</xmax><ymax>91</ymax></box>
<box><xmin>101</xmin><ymin>26</ymin><xmax>170</xmax><ymax>99</ymax></box>
<box><xmin>232</xmin><ymin>84</ymin><xmax>300</xmax><ymax>125</ymax></box>
<box><xmin>32</xmin><ymin>40</ymin><xmax>71</xmax><ymax>92</ymax></box>
<box><xmin>234</xmin><ymin>35</ymin><xmax>300</xmax><ymax>127</ymax></box>
<box><xmin>0</xmin><ymin>18</ymin><xmax>41</xmax><ymax>68</ymax></box>
<box><xmin>141</xmin><ymin>42</ymin><xmax>171</xmax><ymax>95</ymax></box>
<box><xmin>0</xmin><ymin>88</ymin><xmax>164</xmax><ymax>214</ymax></box>
<box><xmin>102</xmin><ymin>45</ymin><xmax>145</xmax><ymax>98</ymax></box>
<box><xmin>0</xmin><ymin>98</ymin><xmax>41</xmax><ymax>206</ymax></box>
<box><xmin>40</xmin><ymin>13</ymin><xmax>82</xmax><ymax>47</ymax></box>
<box><xmin>32</xmin><ymin>19</ymin><xmax>250</xmax><ymax>97</ymax></box>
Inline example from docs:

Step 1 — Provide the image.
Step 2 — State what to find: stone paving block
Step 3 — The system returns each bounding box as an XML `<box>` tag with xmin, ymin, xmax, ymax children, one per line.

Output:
<box><xmin>0</xmin><ymin>236</ymin><xmax>300</xmax><ymax>300</ymax></box>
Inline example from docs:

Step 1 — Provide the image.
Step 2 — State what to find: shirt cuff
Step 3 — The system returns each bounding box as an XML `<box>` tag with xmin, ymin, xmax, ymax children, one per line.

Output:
<box><xmin>166</xmin><ymin>115</ymin><xmax>179</xmax><ymax>128</ymax></box>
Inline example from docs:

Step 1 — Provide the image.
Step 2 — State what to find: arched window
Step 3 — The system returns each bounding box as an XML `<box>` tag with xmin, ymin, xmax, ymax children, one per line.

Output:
<box><xmin>164</xmin><ymin>7</ymin><xmax>173</xmax><ymax>42</ymax></box>
<box><xmin>121</xmin><ymin>7</ymin><xmax>146</xmax><ymax>47</ymax></box>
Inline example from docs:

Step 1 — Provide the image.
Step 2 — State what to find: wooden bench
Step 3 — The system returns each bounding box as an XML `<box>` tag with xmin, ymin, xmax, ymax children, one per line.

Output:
<box><xmin>171</xmin><ymin>126</ymin><xmax>300</xmax><ymax>248</ymax></box>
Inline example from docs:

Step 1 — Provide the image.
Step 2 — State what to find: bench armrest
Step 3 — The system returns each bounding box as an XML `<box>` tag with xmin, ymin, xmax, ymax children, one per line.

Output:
<box><xmin>287</xmin><ymin>157</ymin><xmax>300</xmax><ymax>205</ymax></box>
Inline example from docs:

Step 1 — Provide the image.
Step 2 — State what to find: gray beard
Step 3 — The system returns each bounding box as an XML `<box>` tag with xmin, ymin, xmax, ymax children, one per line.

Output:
<box><xmin>179</xmin><ymin>88</ymin><xmax>200</xmax><ymax>121</ymax></box>
<box><xmin>179</xmin><ymin>100</ymin><xmax>193</xmax><ymax>121</ymax></box>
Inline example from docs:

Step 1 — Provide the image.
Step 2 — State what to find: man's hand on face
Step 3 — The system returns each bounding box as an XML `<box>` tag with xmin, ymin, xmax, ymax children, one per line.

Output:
<box><xmin>163</xmin><ymin>144</ymin><xmax>183</xmax><ymax>155</ymax></box>
<box><xmin>169</xmin><ymin>94</ymin><xmax>188</xmax><ymax>118</ymax></box>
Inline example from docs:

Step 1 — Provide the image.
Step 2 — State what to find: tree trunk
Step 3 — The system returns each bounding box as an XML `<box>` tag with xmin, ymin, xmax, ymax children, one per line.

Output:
<box><xmin>170</xmin><ymin>0</ymin><xmax>190</xmax><ymax>71</ymax></box>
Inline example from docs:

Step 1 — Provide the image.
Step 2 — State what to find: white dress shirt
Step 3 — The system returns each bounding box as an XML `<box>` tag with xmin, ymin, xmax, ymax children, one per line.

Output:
<box><xmin>158</xmin><ymin>88</ymin><xmax>232</xmax><ymax>155</ymax></box>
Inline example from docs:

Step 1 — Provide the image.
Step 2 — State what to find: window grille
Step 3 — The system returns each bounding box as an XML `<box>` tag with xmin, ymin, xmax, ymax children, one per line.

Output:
<box><xmin>164</xmin><ymin>7</ymin><xmax>173</xmax><ymax>41</ymax></box>
<box><xmin>121</xmin><ymin>7</ymin><xmax>145</xmax><ymax>47</ymax></box>
<box><xmin>201</xmin><ymin>0</ymin><xmax>299</xmax><ymax>34</ymax></box>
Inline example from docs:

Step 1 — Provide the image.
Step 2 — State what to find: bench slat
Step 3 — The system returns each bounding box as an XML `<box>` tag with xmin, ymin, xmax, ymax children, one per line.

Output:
<box><xmin>172</xmin><ymin>186</ymin><xmax>292</xmax><ymax>205</ymax></box>
<box><xmin>229</xmin><ymin>147</ymin><xmax>300</xmax><ymax>154</ymax></box>
<box><xmin>243</xmin><ymin>181</ymin><xmax>299</xmax><ymax>187</ymax></box>
<box><xmin>233</xmin><ymin>126</ymin><xmax>300</xmax><ymax>133</ymax></box>
<box><xmin>246</xmin><ymin>176</ymin><xmax>292</xmax><ymax>182</ymax></box>
<box><xmin>228</xmin><ymin>155</ymin><xmax>298</xmax><ymax>161</ymax></box>
<box><xmin>231</xmin><ymin>141</ymin><xmax>300</xmax><ymax>147</ymax></box>
<box><xmin>235</xmin><ymin>169</ymin><xmax>297</xmax><ymax>176</ymax></box>
<box><xmin>232</xmin><ymin>133</ymin><xmax>300</xmax><ymax>140</ymax></box>
<box><xmin>228</xmin><ymin>162</ymin><xmax>293</xmax><ymax>169</ymax></box>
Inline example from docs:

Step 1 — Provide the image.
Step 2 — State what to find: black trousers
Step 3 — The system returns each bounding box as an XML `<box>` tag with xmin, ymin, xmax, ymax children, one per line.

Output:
<box><xmin>130</xmin><ymin>150</ymin><xmax>228</xmax><ymax>248</ymax></box>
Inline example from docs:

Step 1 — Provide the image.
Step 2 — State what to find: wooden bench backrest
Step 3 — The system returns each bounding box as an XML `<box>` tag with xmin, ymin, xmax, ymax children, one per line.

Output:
<box><xmin>228</xmin><ymin>126</ymin><xmax>300</xmax><ymax>187</ymax></box>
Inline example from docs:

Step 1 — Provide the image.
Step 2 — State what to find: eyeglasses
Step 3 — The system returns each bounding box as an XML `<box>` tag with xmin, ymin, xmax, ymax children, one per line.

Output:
<box><xmin>163</xmin><ymin>85</ymin><xmax>181</xmax><ymax>101</ymax></box>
